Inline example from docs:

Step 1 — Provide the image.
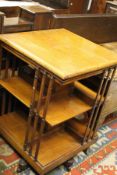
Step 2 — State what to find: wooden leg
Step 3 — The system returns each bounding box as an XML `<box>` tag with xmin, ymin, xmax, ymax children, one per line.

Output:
<box><xmin>83</xmin><ymin>70</ymin><xmax>107</xmax><ymax>144</ymax></box>
<box><xmin>17</xmin><ymin>159</ymin><xmax>28</xmax><ymax>173</ymax></box>
<box><xmin>34</xmin><ymin>76</ymin><xmax>54</xmax><ymax>160</ymax></box>
<box><xmin>29</xmin><ymin>72</ymin><xmax>46</xmax><ymax>155</ymax></box>
<box><xmin>24</xmin><ymin>68</ymin><xmax>39</xmax><ymax>151</ymax></box>
<box><xmin>64</xmin><ymin>159</ymin><xmax>74</xmax><ymax>171</ymax></box>
<box><xmin>87</xmin><ymin>69</ymin><xmax>112</xmax><ymax>141</ymax></box>
<box><xmin>92</xmin><ymin>66</ymin><xmax>117</xmax><ymax>138</ymax></box>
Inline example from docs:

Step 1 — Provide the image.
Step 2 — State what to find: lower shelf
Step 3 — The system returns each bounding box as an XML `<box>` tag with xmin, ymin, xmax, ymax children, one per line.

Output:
<box><xmin>67</xmin><ymin>118</ymin><xmax>95</xmax><ymax>139</ymax></box>
<box><xmin>0</xmin><ymin>111</ymin><xmax>82</xmax><ymax>168</ymax></box>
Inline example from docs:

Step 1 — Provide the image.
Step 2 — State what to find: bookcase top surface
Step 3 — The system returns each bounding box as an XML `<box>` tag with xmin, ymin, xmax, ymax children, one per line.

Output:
<box><xmin>0</xmin><ymin>29</ymin><xmax>117</xmax><ymax>80</ymax></box>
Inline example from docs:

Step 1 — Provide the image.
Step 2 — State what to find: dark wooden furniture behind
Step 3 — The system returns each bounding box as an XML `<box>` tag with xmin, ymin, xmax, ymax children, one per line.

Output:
<box><xmin>34</xmin><ymin>0</ymin><xmax>90</xmax><ymax>13</ymax></box>
<box><xmin>105</xmin><ymin>1</ymin><xmax>117</xmax><ymax>14</ymax></box>
<box><xmin>50</xmin><ymin>14</ymin><xmax>117</xmax><ymax>43</ymax></box>
<box><xmin>0</xmin><ymin>6</ymin><xmax>52</xmax><ymax>33</ymax></box>
<box><xmin>50</xmin><ymin>13</ymin><xmax>117</xmax><ymax>124</ymax></box>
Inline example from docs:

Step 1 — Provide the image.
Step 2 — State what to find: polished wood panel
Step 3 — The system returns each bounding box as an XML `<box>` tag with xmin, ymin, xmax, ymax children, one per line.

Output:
<box><xmin>0</xmin><ymin>29</ymin><xmax>117</xmax><ymax>80</ymax></box>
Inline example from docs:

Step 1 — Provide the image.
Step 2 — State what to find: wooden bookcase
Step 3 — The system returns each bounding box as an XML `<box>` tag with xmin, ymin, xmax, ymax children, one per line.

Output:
<box><xmin>0</xmin><ymin>6</ymin><xmax>52</xmax><ymax>34</ymax></box>
<box><xmin>0</xmin><ymin>29</ymin><xmax>116</xmax><ymax>174</ymax></box>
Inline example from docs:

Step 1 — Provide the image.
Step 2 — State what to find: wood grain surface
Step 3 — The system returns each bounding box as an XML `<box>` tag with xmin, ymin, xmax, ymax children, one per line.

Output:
<box><xmin>0</xmin><ymin>29</ymin><xmax>117</xmax><ymax>80</ymax></box>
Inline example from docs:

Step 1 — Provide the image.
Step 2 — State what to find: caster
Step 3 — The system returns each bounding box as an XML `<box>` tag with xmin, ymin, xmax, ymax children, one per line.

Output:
<box><xmin>64</xmin><ymin>159</ymin><xmax>74</xmax><ymax>171</ymax></box>
<box><xmin>17</xmin><ymin>159</ymin><xmax>29</xmax><ymax>173</ymax></box>
<box><xmin>84</xmin><ymin>148</ymin><xmax>88</xmax><ymax>155</ymax></box>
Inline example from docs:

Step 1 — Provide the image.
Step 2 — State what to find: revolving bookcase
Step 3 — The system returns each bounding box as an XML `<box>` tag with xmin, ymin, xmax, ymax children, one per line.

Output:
<box><xmin>0</xmin><ymin>29</ymin><xmax>116</xmax><ymax>174</ymax></box>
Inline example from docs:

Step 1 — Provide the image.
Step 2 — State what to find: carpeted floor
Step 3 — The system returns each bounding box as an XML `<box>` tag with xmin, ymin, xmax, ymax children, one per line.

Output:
<box><xmin>0</xmin><ymin>118</ymin><xmax>117</xmax><ymax>175</ymax></box>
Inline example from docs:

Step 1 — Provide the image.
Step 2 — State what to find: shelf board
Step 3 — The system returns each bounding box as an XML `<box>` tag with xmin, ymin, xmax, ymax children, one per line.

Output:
<box><xmin>68</xmin><ymin>118</ymin><xmax>95</xmax><ymax>139</ymax></box>
<box><xmin>0</xmin><ymin>77</ymin><xmax>91</xmax><ymax>126</ymax></box>
<box><xmin>0</xmin><ymin>77</ymin><xmax>38</xmax><ymax>107</ymax></box>
<box><xmin>0</xmin><ymin>112</ymin><xmax>81</xmax><ymax>166</ymax></box>
<box><xmin>4</xmin><ymin>17</ymin><xmax>33</xmax><ymax>26</ymax></box>
<box><xmin>40</xmin><ymin>93</ymin><xmax>91</xmax><ymax>126</ymax></box>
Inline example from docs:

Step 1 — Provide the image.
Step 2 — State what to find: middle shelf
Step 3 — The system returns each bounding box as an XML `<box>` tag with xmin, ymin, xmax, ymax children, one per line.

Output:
<box><xmin>0</xmin><ymin>76</ymin><xmax>92</xmax><ymax>126</ymax></box>
<box><xmin>0</xmin><ymin>76</ymin><xmax>39</xmax><ymax>108</ymax></box>
<box><xmin>41</xmin><ymin>91</ymin><xmax>91</xmax><ymax>126</ymax></box>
